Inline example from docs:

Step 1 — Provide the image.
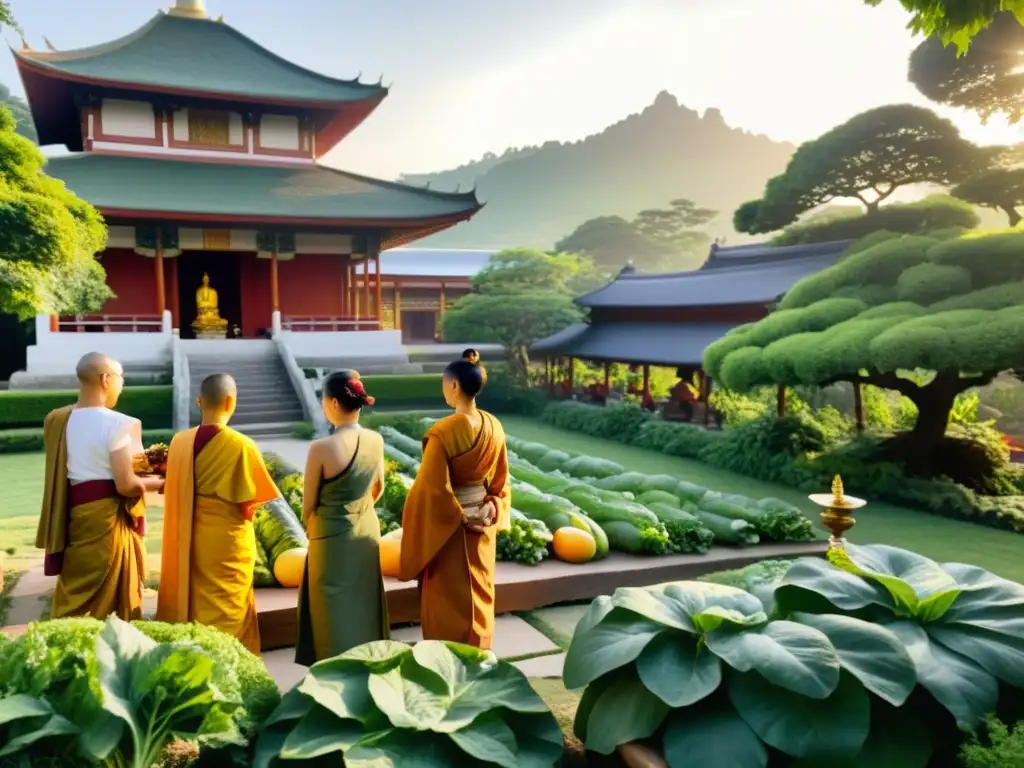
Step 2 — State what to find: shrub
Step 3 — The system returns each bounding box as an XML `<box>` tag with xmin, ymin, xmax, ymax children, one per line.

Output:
<box><xmin>961</xmin><ymin>718</ymin><xmax>1024</xmax><ymax>768</ymax></box>
<box><xmin>290</xmin><ymin>421</ymin><xmax>314</xmax><ymax>440</ymax></box>
<box><xmin>262</xmin><ymin>451</ymin><xmax>302</xmax><ymax>484</ymax></box>
<box><xmin>478</xmin><ymin>376</ymin><xmax>548</xmax><ymax>415</ymax></box>
<box><xmin>361</xmin><ymin>374</ymin><xmax>442</xmax><ymax>405</ymax></box>
<box><xmin>565</xmin><ymin>543</ymin><xmax>1024</xmax><ymax>764</ymax></box>
<box><xmin>0</xmin><ymin>386</ymin><xmax>173</xmax><ymax>429</ymax></box>
<box><xmin>0</xmin><ymin>427</ymin><xmax>174</xmax><ymax>455</ymax></box>
<box><xmin>541</xmin><ymin>400</ymin><xmax>652</xmax><ymax>444</ymax></box>
<box><xmin>773</xmin><ymin>195</ymin><xmax>980</xmax><ymax>245</ymax></box>
<box><xmin>254</xmin><ymin>640</ymin><xmax>562</xmax><ymax>766</ymax></box>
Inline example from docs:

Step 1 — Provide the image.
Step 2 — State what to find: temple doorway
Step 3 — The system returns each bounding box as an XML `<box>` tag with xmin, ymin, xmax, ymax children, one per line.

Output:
<box><xmin>401</xmin><ymin>311</ymin><xmax>438</xmax><ymax>343</ymax></box>
<box><xmin>177</xmin><ymin>251</ymin><xmax>242</xmax><ymax>339</ymax></box>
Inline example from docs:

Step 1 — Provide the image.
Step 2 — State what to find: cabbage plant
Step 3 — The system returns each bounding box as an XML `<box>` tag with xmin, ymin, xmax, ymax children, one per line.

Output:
<box><xmin>563</xmin><ymin>543</ymin><xmax>1024</xmax><ymax>766</ymax></box>
<box><xmin>254</xmin><ymin>639</ymin><xmax>563</xmax><ymax>767</ymax></box>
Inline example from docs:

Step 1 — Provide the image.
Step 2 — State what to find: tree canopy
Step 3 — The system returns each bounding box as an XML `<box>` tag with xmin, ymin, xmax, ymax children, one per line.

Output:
<box><xmin>0</xmin><ymin>106</ymin><xmax>111</xmax><ymax>318</ymax></box>
<box><xmin>734</xmin><ymin>105</ymin><xmax>988</xmax><ymax>234</ymax></box>
<box><xmin>704</xmin><ymin>231</ymin><xmax>1024</xmax><ymax>462</ymax></box>
<box><xmin>952</xmin><ymin>166</ymin><xmax>1024</xmax><ymax>225</ymax></box>
<box><xmin>445</xmin><ymin>248</ymin><xmax>593</xmax><ymax>382</ymax></box>
<box><xmin>0</xmin><ymin>84</ymin><xmax>37</xmax><ymax>144</ymax></box>
<box><xmin>865</xmin><ymin>0</ymin><xmax>1024</xmax><ymax>52</ymax></box>
<box><xmin>909</xmin><ymin>12</ymin><xmax>1024</xmax><ymax>125</ymax></box>
<box><xmin>556</xmin><ymin>199</ymin><xmax>717</xmax><ymax>273</ymax></box>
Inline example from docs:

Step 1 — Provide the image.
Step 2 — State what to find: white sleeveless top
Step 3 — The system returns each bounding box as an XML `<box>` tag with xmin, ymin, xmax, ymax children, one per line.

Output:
<box><xmin>65</xmin><ymin>407</ymin><xmax>143</xmax><ymax>483</ymax></box>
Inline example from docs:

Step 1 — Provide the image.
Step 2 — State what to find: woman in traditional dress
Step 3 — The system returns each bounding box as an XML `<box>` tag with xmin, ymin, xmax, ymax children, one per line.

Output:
<box><xmin>399</xmin><ymin>355</ymin><xmax>511</xmax><ymax>649</ymax></box>
<box><xmin>295</xmin><ymin>370</ymin><xmax>388</xmax><ymax>665</ymax></box>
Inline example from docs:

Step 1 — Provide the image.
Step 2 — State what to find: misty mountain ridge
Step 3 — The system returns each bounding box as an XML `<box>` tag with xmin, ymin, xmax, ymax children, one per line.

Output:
<box><xmin>400</xmin><ymin>90</ymin><xmax>797</xmax><ymax>250</ymax></box>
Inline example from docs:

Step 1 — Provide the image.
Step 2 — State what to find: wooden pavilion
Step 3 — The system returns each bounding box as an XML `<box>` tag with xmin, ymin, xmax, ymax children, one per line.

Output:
<box><xmin>532</xmin><ymin>239</ymin><xmax>855</xmax><ymax>422</ymax></box>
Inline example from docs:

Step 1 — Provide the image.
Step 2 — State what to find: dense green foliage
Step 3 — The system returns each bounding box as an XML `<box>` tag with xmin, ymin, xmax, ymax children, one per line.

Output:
<box><xmin>556</xmin><ymin>198</ymin><xmax>718</xmax><ymax>272</ymax></box>
<box><xmin>704</xmin><ymin>231</ymin><xmax>1024</xmax><ymax>467</ymax></box>
<box><xmin>0</xmin><ymin>427</ymin><xmax>174</xmax><ymax>455</ymax></box>
<box><xmin>0</xmin><ymin>83</ymin><xmax>36</xmax><ymax>143</ymax></box>
<box><xmin>953</xmin><ymin>166</ymin><xmax>1024</xmax><ymax>226</ymax></box>
<box><xmin>734</xmin><ymin>105</ymin><xmax>988</xmax><ymax>234</ymax></box>
<box><xmin>359</xmin><ymin>373</ymin><xmax>445</xmax><ymax>405</ymax></box>
<box><xmin>0</xmin><ymin>385</ymin><xmax>173</xmax><ymax>429</ymax></box>
<box><xmin>865</xmin><ymin>0</ymin><xmax>1024</xmax><ymax>52</ymax></box>
<box><xmin>566</xmin><ymin>543</ymin><xmax>1024</xmax><ymax>764</ymax></box>
<box><xmin>909</xmin><ymin>10</ymin><xmax>1024</xmax><ymax>124</ymax></box>
<box><xmin>771</xmin><ymin>195</ymin><xmax>980</xmax><ymax>245</ymax></box>
<box><xmin>0</xmin><ymin>616</ymin><xmax>279</xmax><ymax>765</ymax></box>
<box><xmin>444</xmin><ymin>248</ymin><xmax>595</xmax><ymax>383</ymax></box>
<box><xmin>0</xmin><ymin>106</ymin><xmax>111</xmax><ymax>318</ymax></box>
<box><xmin>254</xmin><ymin>640</ymin><xmax>562</xmax><ymax>766</ymax></box>
<box><xmin>961</xmin><ymin>717</ymin><xmax>1024</xmax><ymax>767</ymax></box>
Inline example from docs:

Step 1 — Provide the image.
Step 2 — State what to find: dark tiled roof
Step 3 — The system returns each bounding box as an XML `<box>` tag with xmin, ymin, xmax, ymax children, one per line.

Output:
<box><xmin>13</xmin><ymin>12</ymin><xmax>385</xmax><ymax>105</ymax></box>
<box><xmin>577</xmin><ymin>240</ymin><xmax>853</xmax><ymax>308</ymax></box>
<box><xmin>44</xmin><ymin>154</ymin><xmax>480</xmax><ymax>222</ymax></box>
<box><xmin>531</xmin><ymin>322</ymin><xmax>741</xmax><ymax>366</ymax></box>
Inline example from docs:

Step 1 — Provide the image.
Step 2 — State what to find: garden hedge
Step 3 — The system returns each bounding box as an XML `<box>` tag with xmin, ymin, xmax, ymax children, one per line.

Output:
<box><xmin>0</xmin><ymin>427</ymin><xmax>175</xmax><ymax>455</ymax></box>
<box><xmin>0</xmin><ymin>386</ymin><xmax>173</xmax><ymax>429</ymax></box>
<box><xmin>361</xmin><ymin>374</ymin><xmax>442</xmax><ymax>405</ymax></box>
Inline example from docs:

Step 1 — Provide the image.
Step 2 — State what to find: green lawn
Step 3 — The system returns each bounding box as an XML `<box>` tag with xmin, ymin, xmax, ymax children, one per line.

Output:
<box><xmin>501</xmin><ymin>416</ymin><xmax>1024</xmax><ymax>583</ymax></box>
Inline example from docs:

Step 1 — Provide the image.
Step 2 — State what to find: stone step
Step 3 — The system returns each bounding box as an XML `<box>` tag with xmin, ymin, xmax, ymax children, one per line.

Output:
<box><xmin>232</xmin><ymin>404</ymin><xmax>304</xmax><ymax>419</ymax></box>
<box><xmin>234</xmin><ymin>422</ymin><xmax>299</xmax><ymax>439</ymax></box>
<box><xmin>231</xmin><ymin>409</ymin><xmax>305</xmax><ymax>425</ymax></box>
<box><xmin>189</xmin><ymin>362</ymin><xmax>280</xmax><ymax>373</ymax></box>
<box><xmin>230</xmin><ymin>394</ymin><xmax>304</xmax><ymax>409</ymax></box>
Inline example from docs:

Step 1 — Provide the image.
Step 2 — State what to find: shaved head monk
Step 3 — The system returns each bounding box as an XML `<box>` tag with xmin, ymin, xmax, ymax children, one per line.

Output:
<box><xmin>157</xmin><ymin>373</ymin><xmax>278</xmax><ymax>653</ymax></box>
<box><xmin>36</xmin><ymin>352</ymin><xmax>162</xmax><ymax>621</ymax></box>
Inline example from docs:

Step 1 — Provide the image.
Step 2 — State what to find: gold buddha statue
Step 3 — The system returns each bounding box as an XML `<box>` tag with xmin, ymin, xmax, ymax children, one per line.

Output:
<box><xmin>192</xmin><ymin>273</ymin><xmax>228</xmax><ymax>337</ymax></box>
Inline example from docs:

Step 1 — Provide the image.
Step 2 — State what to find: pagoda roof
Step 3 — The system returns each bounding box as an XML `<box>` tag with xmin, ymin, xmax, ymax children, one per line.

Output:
<box><xmin>356</xmin><ymin>248</ymin><xmax>494</xmax><ymax>277</ymax></box>
<box><xmin>577</xmin><ymin>239</ymin><xmax>853</xmax><ymax>309</ymax></box>
<box><xmin>44</xmin><ymin>154</ymin><xmax>481</xmax><ymax>238</ymax></box>
<box><xmin>531</xmin><ymin>322</ymin><xmax>741</xmax><ymax>366</ymax></box>
<box><xmin>12</xmin><ymin>12</ymin><xmax>386</xmax><ymax>107</ymax></box>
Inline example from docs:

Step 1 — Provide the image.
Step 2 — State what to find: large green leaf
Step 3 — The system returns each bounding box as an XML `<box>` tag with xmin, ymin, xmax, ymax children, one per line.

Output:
<box><xmin>299</xmin><ymin>665</ymin><xmax>377</xmax><ymax>723</ymax></box>
<box><xmin>278</xmin><ymin>705</ymin><xmax>365</xmax><ymax>759</ymax></box>
<box><xmin>609</xmin><ymin>584</ymin><xmax>698</xmax><ymax>632</ymax></box>
<box><xmin>728</xmin><ymin>669</ymin><xmax>870</xmax><ymax>761</ymax></box>
<box><xmin>705</xmin><ymin>619</ymin><xmax>840</xmax><ymax>699</ymax></box>
<box><xmin>562</xmin><ymin>608</ymin><xmax>664</xmax><ymax>689</ymax></box>
<box><xmin>662</xmin><ymin>581</ymin><xmax>767</xmax><ymax>629</ymax></box>
<box><xmin>775</xmin><ymin>557</ymin><xmax>894</xmax><ymax>614</ymax></box>
<box><xmin>581</xmin><ymin>667</ymin><xmax>670</xmax><ymax>755</ymax></box>
<box><xmin>841</xmin><ymin>544</ymin><xmax>961</xmax><ymax>619</ymax></box>
<box><xmin>571</xmin><ymin>594</ymin><xmax>614</xmax><ymax>643</ymax></box>
<box><xmin>315</xmin><ymin>640</ymin><xmax>413</xmax><ymax>674</ymax></box>
<box><xmin>572</xmin><ymin>673</ymin><xmax>612</xmax><ymax>744</ymax></box>
<box><xmin>837</xmin><ymin>698</ymin><xmax>931</xmax><ymax>768</ymax></box>
<box><xmin>791</xmin><ymin>612</ymin><xmax>916</xmax><ymax>706</ymax></box>
<box><xmin>0</xmin><ymin>695</ymin><xmax>52</xmax><ymax>726</ymax></box>
<box><xmin>450</xmin><ymin>711</ymin><xmax>563</xmax><ymax>768</ymax></box>
<box><xmin>0</xmin><ymin>712</ymin><xmax>79</xmax><ymax>758</ymax></box>
<box><xmin>344</xmin><ymin>728</ymin><xmax>461</xmax><ymax>767</ymax></box>
<box><xmin>635</xmin><ymin>631</ymin><xmax>722</xmax><ymax>708</ymax></box>
<box><xmin>661</xmin><ymin>699</ymin><xmax>768</xmax><ymax>768</ymax></box>
<box><xmin>367</xmin><ymin>662</ymin><xmax>451</xmax><ymax>731</ymax></box>
<box><xmin>262</xmin><ymin>687</ymin><xmax>314</xmax><ymax>728</ymax></box>
<box><xmin>691</xmin><ymin>605</ymin><xmax>768</xmax><ymax>633</ymax></box>
<box><xmin>884</xmin><ymin>620</ymin><xmax>997</xmax><ymax>728</ymax></box>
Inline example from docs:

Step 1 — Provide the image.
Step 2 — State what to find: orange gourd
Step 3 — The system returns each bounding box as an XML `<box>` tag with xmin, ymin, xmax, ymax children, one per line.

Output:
<box><xmin>380</xmin><ymin>529</ymin><xmax>402</xmax><ymax>578</ymax></box>
<box><xmin>273</xmin><ymin>547</ymin><xmax>307</xmax><ymax>588</ymax></box>
<box><xmin>552</xmin><ymin>527</ymin><xmax>597</xmax><ymax>563</ymax></box>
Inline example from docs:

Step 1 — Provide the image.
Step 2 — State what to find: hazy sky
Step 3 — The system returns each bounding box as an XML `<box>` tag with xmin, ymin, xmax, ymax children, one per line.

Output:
<box><xmin>3</xmin><ymin>0</ymin><xmax>1021</xmax><ymax>180</ymax></box>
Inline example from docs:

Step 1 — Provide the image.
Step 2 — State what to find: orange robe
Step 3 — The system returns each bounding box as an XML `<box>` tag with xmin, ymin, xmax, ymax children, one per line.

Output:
<box><xmin>37</xmin><ymin>406</ymin><xmax>147</xmax><ymax>621</ymax></box>
<box><xmin>398</xmin><ymin>412</ymin><xmax>511</xmax><ymax>649</ymax></box>
<box><xmin>157</xmin><ymin>424</ymin><xmax>278</xmax><ymax>654</ymax></box>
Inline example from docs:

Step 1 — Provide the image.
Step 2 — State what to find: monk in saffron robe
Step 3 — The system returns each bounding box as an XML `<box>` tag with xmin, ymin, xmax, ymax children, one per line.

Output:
<box><xmin>399</xmin><ymin>355</ymin><xmax>511</xmax><ymax>649</ymax></box>
<box><xmin>37</xmin><ymin>353</ymin><xmax>161</xmax><ymax>621</ymax></box>
<box><xmin>157</xmin><ymin>373</ymin><xmax>278</xmax><ymax>654</ymax></box>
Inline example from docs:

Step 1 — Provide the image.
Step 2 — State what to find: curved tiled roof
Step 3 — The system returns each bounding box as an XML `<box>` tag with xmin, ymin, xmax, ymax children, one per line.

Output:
<box><xmin>531</xmin><ymin>322</ymin><xmax>742</xmax><ymax>366</ymax></box>
<box><xmin>44</xmin><ymin>153</ymin><xmax>481</xmax><ymax>224</ymax></box>
<box><xmin>13</xmin><ymin>12</ymin><xmax>385</xmax><ymax>105</ymax></box>
<box><xmin>577</xmin><ymin>240</ymin><xmax>853</xmax><ymax>308</ymax></box>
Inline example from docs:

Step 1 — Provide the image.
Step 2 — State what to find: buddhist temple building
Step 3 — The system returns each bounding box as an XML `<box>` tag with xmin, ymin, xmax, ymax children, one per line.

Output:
<box><xmin>13</xmin><ymin>0</ymin><xmax>482</xmax><ymax>342</ymax></box>
<box><xmin>531</xmin><ymin>240</ymin><xmax>853</xmax><ymax>414</ymax></box>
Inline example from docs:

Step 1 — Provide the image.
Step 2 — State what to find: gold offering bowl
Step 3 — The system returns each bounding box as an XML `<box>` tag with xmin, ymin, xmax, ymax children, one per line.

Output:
<box><xmin>808</xmin><ymin>475</ymin><xmax>866</xmax><ymax>549</ymax></box>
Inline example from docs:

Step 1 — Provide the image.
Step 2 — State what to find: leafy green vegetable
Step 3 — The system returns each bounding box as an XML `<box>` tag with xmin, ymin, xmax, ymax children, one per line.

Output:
<box><xmin>497</xmin><ymin>512</ymin><xmax>552</xmax><ymax>565</ymax></box>
<box><xmin>645</xmin><ymin>502</ymin><xmax>715</xmax><ymax>554</ymax></box>
<box><xmin>382</xmin><ymin>442</ymin><xmax>420</xmax><ymax>475</ymax></box>
<box><xmin>261</xmin><ymin>451</ymin><xmax>302</xmax><ymax>484</ymax></box>
<box><xmin>378</xmin><ymin>425</ymin><xmax>423</xmax><ymax>457</ymax></box>
<box><xmin>253</xmin><ymin>536</ymin><xmax>277</xmax><ymax>587</ymax></box>
<box><xmin>255</xmin><ymin>640</ymin><xmax>563</xmax><ymax>767</ymax></box>
<box><xmin>277</xmin><ymin>473</ymin><xmax>303</xmax><ymax>518</ymax></box>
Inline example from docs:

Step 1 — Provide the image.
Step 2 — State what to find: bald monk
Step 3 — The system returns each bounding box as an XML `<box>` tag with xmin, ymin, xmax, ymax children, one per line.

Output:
<box><xmin>157</xmin><ymin>374</ymin><xmax>278</xmax><ymax>653</ymax></box>
<box><xmin>37</xmin><ymin>353</ymin><xmax>161</xmax><ymax>621</ymax></box>
<box><xmin>399</xmin><ymin>355</ymin><xmax>511</xmax><ymax>649</ymax></box>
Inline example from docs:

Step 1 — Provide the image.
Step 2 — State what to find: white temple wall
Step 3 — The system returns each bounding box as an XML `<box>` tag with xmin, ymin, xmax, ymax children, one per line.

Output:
<box><xmin>100</xmin><ymin>99</ymin><xmax>157</xmax><ymax>139</ymax></box>
<box><xmin>259</xmin><ymin>114</ymin><xmax>300</xmax><ymax>150</ymax></box>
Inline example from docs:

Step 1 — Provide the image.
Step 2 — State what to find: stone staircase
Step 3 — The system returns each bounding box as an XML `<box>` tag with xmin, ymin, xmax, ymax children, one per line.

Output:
<box><xmin>183</xmin><ymin>341</ymin><xmax>305</xmax><ymax>440</ymax></box>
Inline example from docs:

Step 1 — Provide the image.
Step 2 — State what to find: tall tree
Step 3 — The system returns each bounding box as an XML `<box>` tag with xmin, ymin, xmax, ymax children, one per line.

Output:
<box><xmin>734</xmin><ymin>104</ymin><xmax>988</xmax><ymax>234</ymax></box>
<box><xmin>445</xmin><ymin>248</ymin><xmax>591</xmax><ymax>383</ymax></box>
<box><xmin>704</xmin><ymin>231</ymin><xmax>1024</xmax><ymax>472</ymax></box>
<box><xmin>633</xmin><ymin>198</ymin><xmax>717</xmax><ymax>258</ymax></box>
<box><xmin>909</xmin><ymin>12</ymin><xmax>1024</xmax><ymax>125</ymax></box>
<box><xmin>0</xmin><ymin>84</ymin><xmax>37</xmax><ymax>143</ymax></box>
<box><xmin>0</xmin><ymin>106</ymin><xmax>111</xmax><ymax>317</ymax></box>
<box><xmin>0</xmin><ymin>1</ymin><xmax>15</xmax><ymax>29</ymax></box>
<box><xmin>952</xmin><ymin>166</ymin><xmax>1024</xmax><ymax>225</ymax></box>
<box><xmin>864</xmin><ymin>0</ymin><xmax>1024</xmax><ymax>52</ymax></box>
<box><xmin>555</xmin><ymin>215</ymin><xmax>668</xmax><ymax>271</ymax></box>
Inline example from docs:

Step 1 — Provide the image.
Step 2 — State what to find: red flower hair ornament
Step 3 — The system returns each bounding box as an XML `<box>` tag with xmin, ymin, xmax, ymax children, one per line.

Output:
<box><xmin>345</xmin><ymin>379</ymin><xmax>375</xmax><ymax>406</ymax></box>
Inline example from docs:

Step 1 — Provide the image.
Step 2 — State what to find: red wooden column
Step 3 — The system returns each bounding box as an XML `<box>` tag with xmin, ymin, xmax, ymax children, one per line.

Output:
<box><xmin>374</xmin><ymin>252</ymin><xmax>383</xmax><ymax>328</ymax></box>
<box><xmin>394</xmin><ymin>280</ymin><xmax>402</xmax><ymax>331</ymax></box>
<box><xmin>353</xmin><ymin>263</ymin><xmax>360</xmax><ymax>321</ymax></box>
<box><xmin>438</xmin><ymin>282</ymin><xmax>447</xmax><ymax>342</ymax></box>
<box><xmin>642</xmin><ymin>365</ymin><xmax>650</xmax><ymax>398</ymax></box>
<box><xmin>169</xmin><ymin>257</ymin><xmax>180</xmax><ymax>328</ymax></box>
<box><xmin>854</xmin><ymin>383</ymin><xmax>864</xmax><ymax>432</ymax></box>
<box><xmin>568</xmin><ymin>357</ymin><xmax>576</xmax><ymax>394</ymax></box>
<box><xmin>777</xmin><ymin>384</ymin><xmax>787</xmax><ymax>416</ymax></box>
<box><xmin>363</xmin><ymin>258</ymin><xmax>371</xmax><ymax>326</ymax></box>
<box><xmin>603</xmin><ymin>362</ymin><xmax>610</xmax><ymax>393</ymax></box>
<box><xmin>270</xmin><ymin>252</ymin><xmax>280</xmax><ymax>313</ymax></box>
<box><xmin>154</xmin><ymin>242</ymin><xmax>166</xmax><ymax>315</ymax></box>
